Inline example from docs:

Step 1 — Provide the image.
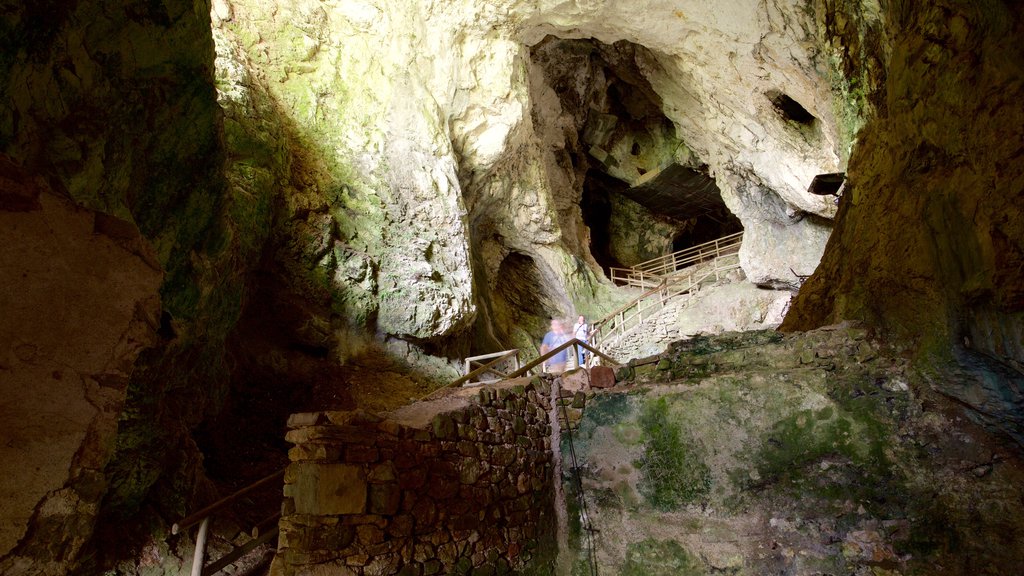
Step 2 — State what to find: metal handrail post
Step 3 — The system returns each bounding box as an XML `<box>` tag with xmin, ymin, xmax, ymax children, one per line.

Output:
<box><xmin>190</xmin><ymin>517</ymin><xmax>210</xmax><ymax>576</ymax></box>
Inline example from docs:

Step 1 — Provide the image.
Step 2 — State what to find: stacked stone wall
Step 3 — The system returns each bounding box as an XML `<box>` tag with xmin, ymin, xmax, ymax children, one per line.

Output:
<box><xmin>272</xmin><ymin>380</ymin><xmax>556</xmax><ymax>575</ymax></box>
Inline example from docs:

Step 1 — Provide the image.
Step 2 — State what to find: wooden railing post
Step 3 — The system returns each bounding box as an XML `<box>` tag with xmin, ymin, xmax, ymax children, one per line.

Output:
<box><xmin>593</xmin><ymin>232</ymin><xmax>745</xmax><ymax>353</ymax></box>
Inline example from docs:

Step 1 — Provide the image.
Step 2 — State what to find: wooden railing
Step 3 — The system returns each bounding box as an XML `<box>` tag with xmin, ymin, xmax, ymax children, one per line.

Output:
<box><xmin>173</xmin><ymin>470</ymin><xmax>284</xmax><ymax>576</ymax></box>
<box><xmin>609</xmin><ymin>231</ymin><xmax>743</xmax><ymax>287</ymax></box>
<box><xmin>447</xmin><ymin>339</ymin><xmax>620</xmax><ymax>388</ymax></box>
<box><xmin>592</xmin><ymin>253</ymin><xmax>741</xmax><ymax>349</ymax></box>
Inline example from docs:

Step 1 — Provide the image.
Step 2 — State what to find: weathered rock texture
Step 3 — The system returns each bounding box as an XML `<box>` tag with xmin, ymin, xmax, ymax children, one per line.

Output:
<box><xmin>569</xmin><ymin>329</ymin><xmax>1024</xmax><ymax>575</ymax></box>
<box><xmin>3</xmin><ymin>0</ymin><xmax>1020</xmax><ymax>572</ymax></box>
<box><xmin>783</xmin><ymin>1</ymin><xmax>1024</xmax><ymax>445</ymax></box>
<box><xmin>0</xmin><ymin>1</ymin><xmax>231</xmax><ymax>573</ymax></box>
<box><xmin>273</xmin><ymin>379</ymin><xmax>556</xmax><ymax>575</ymax></box>
<box><xmin>0</xmin><ymin>167</ymin><xmax>162</xmax><ymax>569</ymax></box>
<box><xmin>210</xmin><ymin>0</ymin><xmax>850</xmax><ymax>364</ymax></box>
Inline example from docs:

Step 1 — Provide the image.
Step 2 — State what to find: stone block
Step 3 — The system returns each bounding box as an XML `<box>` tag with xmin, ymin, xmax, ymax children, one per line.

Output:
<box><xmin>427</xmin><ymin>472</ymin><xmax>460</xmax><ymax>500</ymax></box>
<box><xmin>433</xmin><ymin>414</ymin><xmax>456</xmax><ymax>439</ymax></box>
<box><xmin>398</xmin><ymin>467</ymin><xmax>427</xmax><ymax>489</ymax></box>
<box><xmin>368</xmin><ymin>462</ymin><xmax>397</xmax><ymax>484</ymax></box>
<box><xmin>357</xmin><ymin>523</ymin><xmax>385</xmax><ymax>545</ymax></box>
<box><xmin>590</xmin><ymin>366</ymin><xmax>616</xmax><ymax>388</ymax></box>
<box><xmin>459</xmin><ymin>458</ymin><xmax>483</xmax><ymax>484</ymax></box>
<box><xmin>287</xmin><ymin>412</ymin><xmax>323</xmax><ymax>429</ymax></box>
<box><xmin>398</xmin><ymin>563</ymin><xmax>423</xmax><ymax>576</ymax></box>
<box><xmin>292</xmin><ymin>462</ymin><xmax>367</xmax><ymax>515</ymax></box>
<box><xmin>512</xmin><ymin>416</ymin><xmax>527</xmax><ymax>435</ymax></box>
<box><xmin>346</xmin><ymin>445</ymin><xmax>380</xmax><ymax>463</ymax></box>
<box><xmin>610</xmin><ymin>362</ymin><xmax>634</xmax><ymax>381</ymax></box>
<box><xmin>571</xmin><ymin>392</ymin><xmax>586</xmax><ymax>409</ymax></box>
<box><xmin>378</xmin><ymin>420</ymin><xmax>407</xmax><ymax>437</ymax></box>
<box><xmin>411</xmin><ymin>498</ymin><xmax>437</xmax><ymax>527</ymax></box>
<box><xmin>457</xmin><ymin>440</ymin><xmax>478</xmax><ymax>457</ymax></box>
<box><xmin>364</xmin><ymin>554</ymin><xmax>401</xmax><ymax>575</ymax></box>
<box><xmin>368</xmin><ymin>483</ymin><xmax>401</xmax><ymax>515</ymax></box>
<box><xmin>560</xmin><ymin>369</ymin><xmax>589</xmax><ymax>392</ymax></box>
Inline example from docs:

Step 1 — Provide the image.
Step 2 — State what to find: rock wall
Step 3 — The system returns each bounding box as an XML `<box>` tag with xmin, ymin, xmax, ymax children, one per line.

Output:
<box><xmin>567</xmin><ymin>329</ymin><xmax>1024</xmax><ymax>575</ymax></box>
<box><xmin>783</xmin><ymin>1</ymin><xmax>1024</xmax><ymax>443</ymax></box>
<box><xmin>0</xmin><ymin>166</ymin><xmax>162</xmax><ymax>572</ymax></box>
<box><xmin>0</xmin><ymin>1</ymin><xmax>238</xmax><ymax>573</ymax></box>
<box><xmin>273</xmin><ymin>380</ymin><xmax>557</xmax><ymax>576</ymax></box>
<box><xmin>4</xmin><ymin>0</ymin><xmax>992</xmax><ymax>571</ymax></box>
<box><xmin>606</xmin><ymin>194</ymin><xmax>680</xmax><ymax>269</ymax></box>
<box><xmin>213</xmin><ymin>0</ymin><xmax>855</xmax><ymax>360</ymax></box>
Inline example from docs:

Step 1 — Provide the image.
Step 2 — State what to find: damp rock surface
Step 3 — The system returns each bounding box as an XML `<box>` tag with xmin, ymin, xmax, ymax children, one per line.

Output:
<box><xmin>562</xmin><ymin>327</ymin><xmax>1024</xmax><ymax>575</ymax></box>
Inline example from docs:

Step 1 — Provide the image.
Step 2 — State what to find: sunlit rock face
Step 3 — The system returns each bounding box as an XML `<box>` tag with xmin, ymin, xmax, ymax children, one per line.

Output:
<box><xmin>782</xmin><ymin>2</ymin><xmax>1024</xmax><ymax>445</ymax></box>
<box><xmin>213</xmin><ymin>0</ymin><xmax>848</xmax><ymax>357</ymax></box>
<box><xmin>13</xmin><ymin>0</ymin><xmax>1008</xmax><ymax>572</ymax></box>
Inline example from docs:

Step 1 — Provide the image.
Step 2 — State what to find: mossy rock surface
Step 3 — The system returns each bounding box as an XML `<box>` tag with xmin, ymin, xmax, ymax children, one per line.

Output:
<box><xmin>559</xmin><ymin>328</ymin><xmax>1024</xmax><ymax>575</ymax></box>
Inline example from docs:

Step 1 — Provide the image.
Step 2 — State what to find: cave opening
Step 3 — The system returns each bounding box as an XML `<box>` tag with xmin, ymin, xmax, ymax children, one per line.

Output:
<box><xmin>769</xmin><ymin>91</ymin><xmax>817</xmax><ymax>126</ymax></box>
<box><xmin>493</xmin><ymin>251</ymin><xmax>565</xmax><ymax>338</ymax></box>
<box><xmin>671</xmin><ymin>211</ymin><xmax>744</xmax><ymax>253</ymax></box>
<box><xmin>531</xmin><ymin>37</ymin><xmax>743</xmax><ymax>274</ymax></box>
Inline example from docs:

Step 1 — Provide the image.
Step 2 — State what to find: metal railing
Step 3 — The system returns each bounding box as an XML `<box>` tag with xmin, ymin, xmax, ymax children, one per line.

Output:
<box><xmin>609</xmin><ymin>231</ymin><xmax>743</xmax><ymax>287</ymax></box>
<box><xmin>173</xmin><ymin>469</ymin><xmax>284</xmax><ymax>576</ymax></box>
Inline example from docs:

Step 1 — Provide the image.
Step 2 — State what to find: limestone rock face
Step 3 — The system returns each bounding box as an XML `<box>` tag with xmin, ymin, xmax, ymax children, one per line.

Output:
<box><xmin>212</xmin><ymin>0</ymin><xmax>853</xmax><ymax>357</ymax></box>
<box><xmin>1</xmin><ymin>1</ymin><xmax>245</xmax><ymax>572</ymax></box>
<box><xmin>217</xmin><ymin>0</ymin><xmax>477</xmax><ymax>340</ymax></box>
<box><xmin>571</xmin><ymin>329</ymin><xmax>1024</xmax><ymax>575</ymax></box>
<box><xmin>783</xmin><ymin>1</ymin><xmax>1024</xmax><ymax>443</ymax></box>
<box><xmin>606</xmin><ymin>193</ymin><xmax>681</xmax><ymax>268</ymax></box>
<box><xmin>0</xmin><ymin>165</ymin><xmax>162</xmax><ymax>570</ymax></box>
<box><xmin>10</xmin><ymin>0</ymin><xmax>1011</xmax><ymax>571</ymax></box>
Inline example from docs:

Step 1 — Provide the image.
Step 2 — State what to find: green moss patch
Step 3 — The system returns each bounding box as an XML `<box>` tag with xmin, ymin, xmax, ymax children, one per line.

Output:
<box><xmin>637</xmin><ymin>397</ymin><xmax>711</xmax><ymax>510</ymax></box>
<box><xmin>621</xmin><ymin>539</ymin><xmax>704</xmax><ymax>576</ymax></box>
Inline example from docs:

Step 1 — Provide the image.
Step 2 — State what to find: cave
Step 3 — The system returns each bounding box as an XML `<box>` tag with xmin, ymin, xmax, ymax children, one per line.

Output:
<box><xmin>532</xmin><ymin>37</ymin><xmax>745</xmax><ymax>273</ymax></box>
<box><xmin>769</xmin><ymin>91</ymin><xmax>818</xmax><ymax>126</ymax></box>
<box><xmin>493</xmin><ymin>251</ymin><xmax>564</xmax><ymax>329</ymax></box>
<box><xmin>3</xmin><ymin>1</ymin><xmax>1024</xmax><ymax>575</ymax></box>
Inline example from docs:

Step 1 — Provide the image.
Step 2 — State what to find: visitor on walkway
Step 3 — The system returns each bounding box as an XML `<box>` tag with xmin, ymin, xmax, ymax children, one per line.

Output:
<box><xmin>541</xmin><ymin>318</ymin><xmax>569</xmax><ymax>374</ymax></box>
<box><xmin>573</xmin><ymin>315</ymin><xmax>589</xmax><ymax>367</ymax></box>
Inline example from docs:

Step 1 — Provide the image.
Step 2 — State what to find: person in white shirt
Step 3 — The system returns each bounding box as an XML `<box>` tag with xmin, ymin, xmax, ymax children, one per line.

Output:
<box><xmin>572</xmin><ymin>315</ymin><xmax>588</xmax><ymax>367</ymax></box>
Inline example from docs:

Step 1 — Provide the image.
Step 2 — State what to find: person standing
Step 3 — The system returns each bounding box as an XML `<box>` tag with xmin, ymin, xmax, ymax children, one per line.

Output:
<box><xmin>541</xmin><ymin>318</ymin><xmax>569</xmax><ymax>374</ymax></box>
<box><xmin>572</xmin><ymin>315</ymin><xmax>589</xmax><ymax>367</ymax></box>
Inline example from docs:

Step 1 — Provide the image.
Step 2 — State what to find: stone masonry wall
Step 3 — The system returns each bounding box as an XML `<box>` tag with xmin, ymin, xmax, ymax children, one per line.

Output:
<box><xmin>272</xmin><ymin>379</ymin><xmax>556</xmax><ymax>576</ymax></box>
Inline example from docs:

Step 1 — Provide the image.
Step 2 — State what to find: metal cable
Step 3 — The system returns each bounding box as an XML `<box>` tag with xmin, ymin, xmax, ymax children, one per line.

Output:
<box><xmin>557</xmin><ymin>374</ymin><xmax>599</xmax><ymax>576</ymax></box>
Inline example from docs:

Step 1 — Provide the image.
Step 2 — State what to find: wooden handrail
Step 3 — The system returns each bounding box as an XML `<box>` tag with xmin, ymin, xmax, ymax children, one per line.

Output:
<box><xmin>173</xmin><ymin>469</ymin><xmax>285</xmax><ymax>535</ymax></box>
<box><xmin>501</xmin><ymin>338</ymin><xmax>620</xmax><ymax>380</ymax></box>
<box><xmin>592</xmin><ymin>254</ymin><xmax>741</xmax><ymax>349</ymax></box>
<box><xmin>201</xmin><ymin>525</ymin><xmax>279</xmax><ymax>576</ymax></box>
<box><xmin>609</xmin><ymin>232</ymin><xmax>743</xmax><ymax>286</ymax></box>
<box><xmin>174</xmin><ymin>469</ymin><xmax>286</xmax><ymax>576</ymax></box>
<box><xmin>631</xmin><ymin>231</ymin><xmax>743</xmax><ymax>274</ymax></box>
<box><xmin>448</xmin><ymin>349</ymin><xmax>520</xmax><ymax>387</ymax></box>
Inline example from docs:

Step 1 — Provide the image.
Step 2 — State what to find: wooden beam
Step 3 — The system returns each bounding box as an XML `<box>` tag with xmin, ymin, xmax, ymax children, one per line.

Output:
<box><xmin>173</xmin><ymin>469</ymin><xmax>285</xmax><ymax>535</ymax></box>
<box><xmin>448</xmin><ymin>349</ymin><xmax>519</xmax><ymax>388</ymax></box>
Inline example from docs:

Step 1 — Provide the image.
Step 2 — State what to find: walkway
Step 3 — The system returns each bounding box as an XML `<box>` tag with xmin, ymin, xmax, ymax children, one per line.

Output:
<box><xmin>591</xmin><ymin>232</ymin><xmax>743</xmax><ymax>354</ymax></box>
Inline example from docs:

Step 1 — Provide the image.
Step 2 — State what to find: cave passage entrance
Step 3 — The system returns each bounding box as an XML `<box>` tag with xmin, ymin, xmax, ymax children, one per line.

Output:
<box><xmin>530</xmin><ymin>37</ymin><xmax>742</xmax><ymax>275</ymax></box>
<box><xmin>493</xmin><ymin>251</ymin><xmax>567</xmax><ymax>342</ymax></box>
